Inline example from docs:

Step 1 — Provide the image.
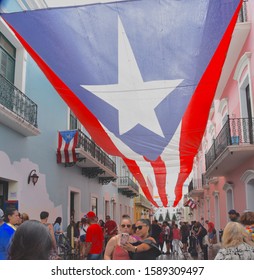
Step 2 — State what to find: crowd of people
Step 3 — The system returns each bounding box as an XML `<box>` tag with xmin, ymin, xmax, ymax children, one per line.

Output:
<box><xmin>0</xmin><ymin>206</ymin><xmax>254</xmax><ymax>260</ymax></box>
<box><xmin>0</xmin><ymin>207</ymin><xmax>162</xmax><ymax>260</ymax></box>
<box><xmin>214</xmin><ymin>209</ymin><xmax>254</xmax><ymax>260</ymax></box>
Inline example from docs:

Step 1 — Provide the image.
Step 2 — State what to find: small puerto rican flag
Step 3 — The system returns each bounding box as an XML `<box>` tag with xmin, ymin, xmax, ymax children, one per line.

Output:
<box><xmin>57</xmin><ymin>130</ymin><xmax>78</xmax><ymax>163</ymax></box>
<box><xmin>184</xmin><ymin>199</ymin><xmax>197</xmax><ymax>209</ymax></box>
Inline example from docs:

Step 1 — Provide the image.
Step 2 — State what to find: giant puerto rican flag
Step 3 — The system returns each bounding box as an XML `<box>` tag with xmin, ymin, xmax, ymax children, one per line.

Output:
<box><xmin>1</xmin><ymin>0</ymin><xmax>242</xmax><ymax>207</ymax></box>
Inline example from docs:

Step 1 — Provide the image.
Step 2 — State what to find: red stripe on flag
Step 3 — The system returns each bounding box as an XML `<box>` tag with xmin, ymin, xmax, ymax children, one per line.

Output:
<box><xmin>173</xmin><ymin>0</ymin><xmax>243</xmax><ymax>207</ymax></box>
<box><xmin>72</xmin><ymin>130</ymin><xmax>78</xmax><ymax>162</ymax></box>
<box><xmin>57</xmin><ymin>132</ymin><xmax>63</xmax><ymax>163</ymax></box>
<box><xmin>64</xmin><ymin>141</ymin><xmax>70</xmax><ymax>163</ymax></box>
<box><xmin>124</xmin><ymin>157</ymin><xmax>159</xmax><ymax>207</ymax></box>
<box><xmin>147</xmin><ymin>156</ymin><xmax>168</xmax><ymax>207</ymax></box>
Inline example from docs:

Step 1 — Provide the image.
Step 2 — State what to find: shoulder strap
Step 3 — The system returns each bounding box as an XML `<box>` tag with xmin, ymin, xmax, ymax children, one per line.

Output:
<box><xmin>142</xmin><ymin>238</ymin><xmax>157</xmax><ymax>247</ymax></box>
<box><xmin>142</xmin><ymin>239</ymin><xmax>152</xmax><ymax>245</ymax></box>
<box><xmin>142</xmin><ymin>239</ymin><xmax>161</xmax><ymax>256</ymax></box>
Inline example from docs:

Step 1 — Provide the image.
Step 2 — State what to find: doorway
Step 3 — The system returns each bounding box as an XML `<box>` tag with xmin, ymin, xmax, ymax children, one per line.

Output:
<box><xmin>0</xmin><ymin>180</ymin><xmax>8</xmax><ymax>210</ymax></box>
<box><xmin>246</xmin><ymin>179</ymin><xmax>254</xmax><ymax>211</ymax></box>
<box><xmin>245</xmin><ymin>85</ymin><xmax>253</xmax><ymax>143</ymax></box>
<box><xmin>214</xmin><ymin>194</ymin><xmax>220</xmax><ymax>235</ymax></box>
<box><xmin>69</xmin><ymin>189</ymin><xmax>80</xmax><ymax>224</ymax></box>
<box><xmin>240</xmin><ymin>81</ymin><xmax>254</xmax><ymax>143</ymax></box>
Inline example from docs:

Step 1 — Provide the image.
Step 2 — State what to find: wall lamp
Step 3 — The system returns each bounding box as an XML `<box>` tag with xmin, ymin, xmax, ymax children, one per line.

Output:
<box><xmin>28</xmin><ymin>169</ymin><xmax>39</xmax><ymax>185</ymax></box>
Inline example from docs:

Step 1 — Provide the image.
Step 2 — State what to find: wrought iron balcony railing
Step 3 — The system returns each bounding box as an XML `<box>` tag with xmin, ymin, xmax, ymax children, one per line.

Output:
<box><xmin>0</xmin><ymin>73</ymin><xmax>38</xmax><ymax>127</ymax></box>
<box><xmin>205</xmin><ymin>117</ymin><xmax>254</xmax><ymax>170</ymax></box>
<box><xmin>118</xmin><ymin>176</ymin><xmax>139</xmax><ymax>193</ymax></box>
<box><xmin>77</xmin><ymin>129</ymin><xmax>116</xmax><ymax>173</ymax></box>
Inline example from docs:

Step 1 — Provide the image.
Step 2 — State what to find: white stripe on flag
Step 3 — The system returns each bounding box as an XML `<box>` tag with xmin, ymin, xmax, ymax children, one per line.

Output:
<box><xmin>68</xmin><ymin>137</ymin><xmax>75</xmax><ymax>162</ymax></box>
<box><xmin>100</xmin><ymin>121</ymin><xmax>182</xmax><ymax>205</ymax></box>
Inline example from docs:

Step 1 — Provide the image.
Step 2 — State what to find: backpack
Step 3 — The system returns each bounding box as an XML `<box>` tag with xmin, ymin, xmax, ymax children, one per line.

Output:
<box><xmin>200</xmin><ymin>226</ymin><xmax>207</xmax><ymax>237</ymax></box>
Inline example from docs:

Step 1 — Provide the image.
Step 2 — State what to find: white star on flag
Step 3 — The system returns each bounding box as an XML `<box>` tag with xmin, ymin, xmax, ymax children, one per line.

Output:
<box><xmin>81</xmin><ymin>17</ymin><xmax>183</xmax><ymax>138</ymax></box>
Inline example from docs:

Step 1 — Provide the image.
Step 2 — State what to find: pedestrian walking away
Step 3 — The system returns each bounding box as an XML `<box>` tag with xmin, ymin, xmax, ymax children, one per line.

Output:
<box><xmin>84</xmin><ymin>211</ymin><xmax>104</xmax><ymax>260</ymax></box>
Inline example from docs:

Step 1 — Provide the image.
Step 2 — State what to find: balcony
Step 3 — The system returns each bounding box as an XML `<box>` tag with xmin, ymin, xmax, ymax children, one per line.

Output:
<box><xmin>117</xmin><ymin>176</ymin><xmax>139</xmax><ymax>198</ymax></box>
<box><xmin>0</xmin><ymin>74</ymin><xmax>39</xmax><ymax>136</ymax></box>
<box><xmin>57</xmin><ymin>129</ymin><xmax>117</xmax><ymax>183</ymax></box>
<box><xmin>189</xmin><ymin>179</ymin><xmax>204</xmax><ymax>198</ymax></box>
<box><xmin>201</xmin><ymin>173</ymin><xmax>219</xmax><ymax>189</ymax></box>
<box><xmin>205</xmin><ymin>117</ymin><xmax>254</xmax><ymax>177</ymax></box>
<box><xmin>134</xmin><ymin>194</ymin><xmax>151</xmax><ymax>209</ymax></box>
<box><xmin>190</xmin><ymin>188</ymin><xmax>204</xmax><ymax>198</ymax></box>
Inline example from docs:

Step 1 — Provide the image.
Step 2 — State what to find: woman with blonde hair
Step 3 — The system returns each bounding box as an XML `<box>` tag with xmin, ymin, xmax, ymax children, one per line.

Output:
<box><xmin>104</xmin><ymin>216</ymin><xmax>135</xmax><ymax>260</ymax></box>
<box><xmin>214</xmin><ymin>222</ymin><xmax>254</xmax><ymax>260</ymax></box>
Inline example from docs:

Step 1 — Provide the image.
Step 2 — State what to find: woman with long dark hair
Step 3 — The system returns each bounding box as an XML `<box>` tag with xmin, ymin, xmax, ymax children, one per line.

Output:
<box><xmin>53</xmin><ymin>217</ymin><xmax>63</xmax><ymax>246</ymax></box>
<box><xmin>122</xmin><ymin>219</ymin><xmax>161</xmax><ymax>260</ymax></box>
<box><xmin>8</xmin><ymin>220</ymin><xmax>52</xmax><ymax>260</ymax></box>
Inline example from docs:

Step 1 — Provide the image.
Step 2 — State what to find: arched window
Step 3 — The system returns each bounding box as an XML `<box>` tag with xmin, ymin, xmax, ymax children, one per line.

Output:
<box><xmin>223</xmin><ymin>182</ymin><xmax>234</xmax><ymax>217</ymax></box>
<box><xmin>234</xmin><ymin>52</ymin><xmax>252</xmax><ymax>119</ymax></box>
<box><xmin>207</xmin><ymin>121</ymin><xmax>215</xmax><ymax>148</ymax></box>
<box><xmin>213</xmin><ymin>191</ymin><xmax>220</xmax><ymax>233</ymax></box>
<box><xmin>241</xmin><ymin>170</ymin><xmax>254</xmax><ymax>211</ymax></box>
<box><xmin>234</xmin><ymin>52</ymin><xmax>253</xmax><ymax>143</ymax></box>
<box><xmin>218</xmin><ymin>98</ymin><xmax>228</xmax><ymax>127</ymax></box>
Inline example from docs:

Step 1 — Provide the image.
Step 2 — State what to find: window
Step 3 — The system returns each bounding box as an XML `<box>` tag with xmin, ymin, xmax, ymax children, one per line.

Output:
<box><xmin>69</xmin><ymin>110</ymin><xmax>82</xmax><ymax>130</ymax></box>
<box><xmin>69</xmin><ymin>110</ymin><xmax>78</xmax><ymax>130</ymax></box>
<box><xmin>91</xmin><ymin>197</ymin><xmax>98</xmax><ymax>216</ymax></box>
<box><xmin>0</xmin><ymin>180</ymin><xmax>8</xmax><ymax>210</ymax></box>
<box><xmin>0</xmin><ymin>32</ymin><xmax>15</xmax><ymax>83</ymax></box>
<box><xmin>105</xmin><ymin>200</ymin><xmax>109</xmax><ymax>217</ymax></box>
<box><xmin>206</xmin><ymin>198</ymin><xmax>210</xmax><ymax>220</ymax></box>
<box><xmin>241</xmin><ymin>170</ymin><xmax>254</xmax><ymax>212</ymax></box>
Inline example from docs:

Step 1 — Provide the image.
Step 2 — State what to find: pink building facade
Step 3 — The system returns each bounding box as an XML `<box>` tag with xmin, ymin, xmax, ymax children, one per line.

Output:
<box><xmin>187</xmin><ymin>0</ymin><xmax>254</xmax><ymax>231</ymax></box>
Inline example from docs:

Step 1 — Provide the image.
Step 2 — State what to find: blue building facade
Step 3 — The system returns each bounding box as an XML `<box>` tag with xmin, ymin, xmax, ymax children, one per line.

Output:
<box><xmin>0</xmin><ymin>1</ymin><xmax>140</xmax><ymax>229</ymax></box>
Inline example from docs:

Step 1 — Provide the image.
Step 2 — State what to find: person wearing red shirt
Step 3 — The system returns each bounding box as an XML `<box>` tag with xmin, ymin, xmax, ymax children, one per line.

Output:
<box><xmin>84</xmin><ymin>211</ymin><xmax>104</xmax><ymax>260</ymax></box>
<box><xmin>104</xmin><ymin>215</ymin><xmax>117</xmax><ymax>244</ymax></box>
<box><xmin>205</xmin><ymin>220</ymin><xmax>215</xmax><ymax>247</ymax></box>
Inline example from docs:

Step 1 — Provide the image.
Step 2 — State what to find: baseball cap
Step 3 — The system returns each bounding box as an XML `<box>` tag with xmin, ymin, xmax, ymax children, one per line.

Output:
<box><xmin>86</xmin><ymin>211</ymin><xmax>96</xmax><ymax>218</ymax></box>
<box><xmin>228</xmin><ymin>209</ymin><xmax>237</xmax><ymax>215</ymax></box>
<box><xmin>0</xmin><ymin>208</ymin><xmax>4</xmax><ymax>220</ymax></box>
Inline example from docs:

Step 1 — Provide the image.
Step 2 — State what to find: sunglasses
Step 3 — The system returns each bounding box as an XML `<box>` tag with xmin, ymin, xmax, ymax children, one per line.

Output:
<box><xmin>121</xmin><ymin>224</ymin><xmax>131</xmax><ymax>228</ymax></box>
<box><xmin>135</xmin><ymin>225</ymin><xmax>146</xmax><ymax>231</ymax></box>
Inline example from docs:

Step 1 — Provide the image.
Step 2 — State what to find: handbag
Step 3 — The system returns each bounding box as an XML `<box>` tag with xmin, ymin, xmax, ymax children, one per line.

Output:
<box><xmin>129</xmin><ymin>239</ymin><xmax>161</xmax><ymax>260</ymax></box>
<box><xmin>142</xmin><ymin>239</ymin><xmax>161</xmax><ymax>258</ymax></box>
